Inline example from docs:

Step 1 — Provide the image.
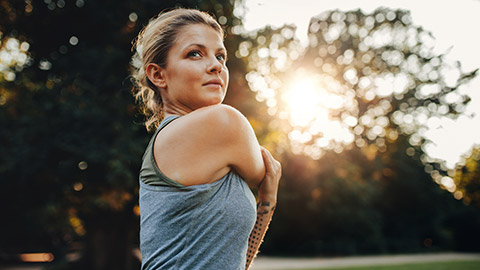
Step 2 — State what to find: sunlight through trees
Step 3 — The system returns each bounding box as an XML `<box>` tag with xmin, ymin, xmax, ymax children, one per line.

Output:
<box><xmin>238</xmin><ymin>8</ymin><xmax>478</xmax><ymax>163</ymax></box>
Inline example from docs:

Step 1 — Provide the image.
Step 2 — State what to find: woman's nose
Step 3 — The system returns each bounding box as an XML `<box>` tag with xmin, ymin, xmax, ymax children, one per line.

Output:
<box><xmin>208</xmin><ymin>57</ymin><xmax>222</xmax><ymax>74</ymax></box>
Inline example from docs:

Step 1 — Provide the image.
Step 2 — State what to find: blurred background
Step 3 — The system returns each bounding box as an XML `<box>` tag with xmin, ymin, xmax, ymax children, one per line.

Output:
<box><xmin>1</xmin><ymin>0</ymin><xmax>479</xmax><ymax>269</ymax></box>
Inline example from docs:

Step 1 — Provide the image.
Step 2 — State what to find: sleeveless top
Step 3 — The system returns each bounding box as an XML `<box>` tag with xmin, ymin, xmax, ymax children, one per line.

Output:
<box><xmin>139</xmin><ymin>115</ymin><xmax>257</xmax><ymax>270</ymax></box>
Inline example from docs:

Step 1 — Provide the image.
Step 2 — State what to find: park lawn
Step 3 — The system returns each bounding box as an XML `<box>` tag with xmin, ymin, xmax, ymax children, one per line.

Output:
<box><xmin>302</xmin><ymin>260</ymin><xmax>480</xmax><ymax>270</ymax></box>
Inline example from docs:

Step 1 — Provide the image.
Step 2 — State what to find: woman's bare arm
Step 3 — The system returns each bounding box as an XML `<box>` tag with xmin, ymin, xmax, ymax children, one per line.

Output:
<box><xmin>220</xmin><ymin>105</ymin><xmax>265</xmax><ymax>187</ymax></box>
<box><xmin>246</xmin><ymin>201</ymin><xmax>276</xmax><ymax>269</ymax></box>
<box><xmin>154</xmin><ymin>104</ymin><xmax>265</xmax><ymax>186</ymax></box>
<box><xmin>246</xmin><ymin>147</ymin><xmax>282</xmax><ymax>269</ymax></box>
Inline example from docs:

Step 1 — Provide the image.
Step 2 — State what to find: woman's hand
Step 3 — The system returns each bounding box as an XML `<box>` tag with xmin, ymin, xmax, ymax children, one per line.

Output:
<box><xmin>257</xmin><ymin>146</ymin><xmax>282</xmax><ymax>205</ymax></box>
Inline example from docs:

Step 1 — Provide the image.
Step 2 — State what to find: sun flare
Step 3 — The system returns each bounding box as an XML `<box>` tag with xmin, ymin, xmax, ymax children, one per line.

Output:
<box><xmin>246</xmin><ymin>68</ymin><xmax>358</xmax><ymax>158</ymax></box>
<box><xmin>283</xmin><ymin>79</ymin><xmax>324</xmax><ymax>127</ymax></box>
<box><xmin>280</xmin><ymin>74</ymin><xmax>355</xmax><ymax>157</ymax></box>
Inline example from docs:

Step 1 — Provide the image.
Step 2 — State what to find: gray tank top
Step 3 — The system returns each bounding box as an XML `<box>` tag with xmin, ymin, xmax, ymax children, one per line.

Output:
<box><xmin>139</xmin><ymin>115</ymin><xmax>257</xmax><ymax>270</ymax></box>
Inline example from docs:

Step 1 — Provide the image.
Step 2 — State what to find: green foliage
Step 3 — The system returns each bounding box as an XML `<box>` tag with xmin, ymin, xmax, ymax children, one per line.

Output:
<box><xmin>447</xmin><ymin>145</ymin><xmax>480</xmax><ymax>252</ymax></box>
<box><xmin>454</xmin><ymin>145</ymin><xmax>480</xmax><ymax>209</ymax></box>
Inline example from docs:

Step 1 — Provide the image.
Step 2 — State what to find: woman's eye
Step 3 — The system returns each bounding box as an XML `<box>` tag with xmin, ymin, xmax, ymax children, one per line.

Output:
<box><xmin>187</xmin><ymin>50</ymin><xmax>201</xmax><ymax>58</ymax></box>
<box><xmin>216</xmin><ymin>54</ymin><xmax>226</xmax><ymax>62</ymax></box>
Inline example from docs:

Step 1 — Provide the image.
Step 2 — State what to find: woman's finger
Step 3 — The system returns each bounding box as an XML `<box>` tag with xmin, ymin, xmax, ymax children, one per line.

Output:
<box><xmin>261</xmin><ymin>147</ymin><xmax>275</xmax><ymax>173</ymax></box>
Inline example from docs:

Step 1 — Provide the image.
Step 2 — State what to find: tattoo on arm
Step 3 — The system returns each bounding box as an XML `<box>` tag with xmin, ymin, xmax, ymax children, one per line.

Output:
<box><xmin>258</xmin><ymin>201</ymin><xmax>270</xmax><ymax>207</ymax></box>
<box><xmin>256</xmin><ymin>201</ymin><xmax>275</xmax><ymax>215</ymax></box>
<box><xmin>245</xmin><ymin>201</ymin><xmax>276</xmax><ymax>269</ymax></box>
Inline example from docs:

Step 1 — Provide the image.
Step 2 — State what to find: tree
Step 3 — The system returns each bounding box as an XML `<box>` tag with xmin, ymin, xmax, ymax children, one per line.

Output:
<box><xmin>455</xmin><ymin>145</ymin><xmax>480</xmax><ymax>209</ymax></box>
<box><xmin>238</xmin><ymin>8</ymin><xmax>477</xmax><ymax>159</ymax></box>
<box><xmin>236</xmin><ymin>7</ymin><xmax>479</xmax><ymax>255</ymax></box>
<box><xmin>447</xmin><ymin>145</ymin><xmax>480</xmax><ymax>251</ymax></box>
<box><xmin>0</xmin><ymin>0</ymin><xmax>247</xmax><ymax>269</ymax></box>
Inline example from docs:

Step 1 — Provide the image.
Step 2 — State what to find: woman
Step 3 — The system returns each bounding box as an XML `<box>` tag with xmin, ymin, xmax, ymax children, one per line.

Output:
<box><xmin>131</xmin><ymin>8</ymin><xmax>281</xmax><ymax>270</ymax></box>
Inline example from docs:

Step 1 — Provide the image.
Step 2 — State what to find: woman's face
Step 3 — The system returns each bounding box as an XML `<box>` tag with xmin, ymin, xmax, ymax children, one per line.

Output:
<box><xmin>160</xmin><ymin>24</ymin><xmax>229</xmax><ymax>112</ymax></box>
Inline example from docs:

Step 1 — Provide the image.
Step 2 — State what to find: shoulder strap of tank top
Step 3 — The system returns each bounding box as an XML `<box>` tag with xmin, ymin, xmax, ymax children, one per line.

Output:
<box><xmin>141</xmin><ymin>115</ymin><xmax>182</xmax><ymax>187</ymax></box>
<box><xmin>155</xmin><ymin>115</ymin><xmax>181</xmax><ymax>135</ymax></box>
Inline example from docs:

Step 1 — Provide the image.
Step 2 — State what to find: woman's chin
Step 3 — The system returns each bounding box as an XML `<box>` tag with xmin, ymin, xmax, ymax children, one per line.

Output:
<box><xmin>205</xmin><ymin>96</ymin><xmax>226</xmax><ymax>107</ymax></box>
<box><xmin>192</xmin><ymin>101</ymin><xmax>222</xmax><ymax>111</ymax></box>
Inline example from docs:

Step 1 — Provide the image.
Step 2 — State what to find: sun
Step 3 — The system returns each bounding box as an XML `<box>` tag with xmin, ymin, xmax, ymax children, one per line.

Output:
<box><xmin>245</xmin><ymin>68</ymin><xmax>357</xmax><ymax>158</ymax></box>
<box><xmin>283</xmin><ymin>79</ymin><xmax>324</xmax><ymax>127</ymax></box>
<box><xmin>280</xmin><ymin>73</ymin><xmax>355</xmax><ymax>157</ymax></box>
<box><xmin>283</xmin><ymin>77</ymin><xmax>343</xmax><ymax>127</ymax></box>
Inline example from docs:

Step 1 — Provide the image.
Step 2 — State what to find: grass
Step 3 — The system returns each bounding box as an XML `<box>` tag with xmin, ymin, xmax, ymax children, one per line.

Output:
<box><xmin>301</xmin><ymin>260</ymin><xmax>480</xmax><ymax>270</ymax></box>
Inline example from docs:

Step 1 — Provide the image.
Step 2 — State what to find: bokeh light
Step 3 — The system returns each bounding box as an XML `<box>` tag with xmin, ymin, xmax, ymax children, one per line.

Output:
<box><xmin>0</xmin><ymin>37</ymin><xmax>30</xmax><ymax>82</ymax></box>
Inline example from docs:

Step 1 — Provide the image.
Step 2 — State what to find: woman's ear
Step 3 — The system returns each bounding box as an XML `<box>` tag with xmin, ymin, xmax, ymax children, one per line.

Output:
<box><xmin>146</xmin><ymin>63</ymin><xmax>167</xmax><ymax>89</ymax></box>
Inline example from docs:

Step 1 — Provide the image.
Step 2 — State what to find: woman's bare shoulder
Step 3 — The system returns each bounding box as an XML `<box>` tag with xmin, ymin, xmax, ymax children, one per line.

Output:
<box><xmin>191</xmin><ymin>104</ymin><xmax>247</xmax><ymax>125</ymax></box>
<box><xmin>169</xmin><ymin>104</ymin><xmax>249</xmax><ymax>138</ymax></box>
<box><xmin>186</xmin><ymin>104</ymin><xmax>265</xmax><ymax>185</ymax></box>
<box><xmin>154</xmin><ymin>104</ymin><xmax>262</xmax><ymax>186</ymax></box>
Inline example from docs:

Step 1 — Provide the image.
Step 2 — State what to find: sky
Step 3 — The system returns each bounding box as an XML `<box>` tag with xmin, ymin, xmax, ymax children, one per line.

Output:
<box><xmin>242</xmin><ymin>0</ymin><xmax>480</xmax><ymax>169</ymax></box>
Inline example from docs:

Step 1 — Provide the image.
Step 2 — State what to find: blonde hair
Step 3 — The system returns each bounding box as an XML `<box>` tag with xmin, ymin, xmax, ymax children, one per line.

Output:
<box><xmin>130</xmin><ymin>8</ymin><xmax>224</xmax><ymax>131</ymax></box>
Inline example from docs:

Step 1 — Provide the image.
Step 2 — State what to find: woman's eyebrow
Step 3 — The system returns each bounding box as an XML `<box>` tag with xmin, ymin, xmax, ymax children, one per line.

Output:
<box><xmin>186</xmin><ymin>43</ymin><xmax>206</xmax><ymax>49</ymax></box>
<box><xmin>185</xmin><ymin>43</ymin><xmax>226</xmax><ymax>52</ymax></box>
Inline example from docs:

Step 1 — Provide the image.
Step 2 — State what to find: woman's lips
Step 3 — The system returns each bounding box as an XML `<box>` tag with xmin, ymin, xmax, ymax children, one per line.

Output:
<box><xmin>203</xmin><ymin>79</ymin><xmax>223</xmax><ymax>88</ymax></box>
